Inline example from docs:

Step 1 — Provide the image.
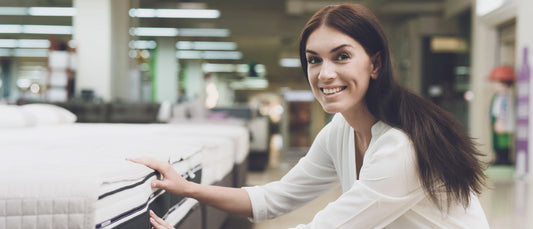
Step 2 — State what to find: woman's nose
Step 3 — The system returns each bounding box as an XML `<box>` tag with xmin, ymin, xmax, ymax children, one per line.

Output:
<box><xmin>318</xmin><ymin>61</ymin><xmax>336</xmax><ymax>80</ymax></box>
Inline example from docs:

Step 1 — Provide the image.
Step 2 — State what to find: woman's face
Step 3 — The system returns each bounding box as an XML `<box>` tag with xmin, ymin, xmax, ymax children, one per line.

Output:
<box><xmin>305</xmin><ymin>25</ymin><xmax>378</xmax><ymax>114</ymax></box>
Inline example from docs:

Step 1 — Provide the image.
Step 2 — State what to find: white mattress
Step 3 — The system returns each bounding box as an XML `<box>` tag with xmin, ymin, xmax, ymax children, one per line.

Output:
<box><xmin>0</xmin><ymin>123</ymin><xmax>241</xmax><ymax>229</ymax></box>
<box><xmin>156</xmin><ymin>122</ymin><xmax>250</xmax><ymax>164</ymax></box>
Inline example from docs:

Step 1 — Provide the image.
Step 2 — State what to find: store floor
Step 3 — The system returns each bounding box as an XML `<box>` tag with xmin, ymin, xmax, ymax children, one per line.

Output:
<box><xmin>246</xmin><ymin>146</ymin><xmax>532</xmax><ymax>229</ymax></box>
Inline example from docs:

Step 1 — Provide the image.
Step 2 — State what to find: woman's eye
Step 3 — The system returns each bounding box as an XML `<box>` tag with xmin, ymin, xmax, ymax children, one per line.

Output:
<box><xmin>307</xmin><ymin>56</ymin><xmax>321</xmax><ymax>64</ymax></box>
<box><xmin>336</xmin><ymin>53</ymin><xmax>350</xmax><ymax>61</ymax></box>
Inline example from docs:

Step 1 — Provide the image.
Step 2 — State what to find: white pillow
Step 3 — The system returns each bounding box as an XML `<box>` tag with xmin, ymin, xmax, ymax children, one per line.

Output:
<box><xmin>0</xmin><ymin>105</ymin><xmax>35</xmax><ymax>128</ymax></box>
<box><xmin>21</xmin><ymin>104</ymin><xmax>77</xmax><ymax>125</ymax></box>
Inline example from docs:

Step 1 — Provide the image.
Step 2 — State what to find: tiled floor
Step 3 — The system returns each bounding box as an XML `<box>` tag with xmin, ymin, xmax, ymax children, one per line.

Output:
<box><xmin>247</xmin><ymin>146</ymin><xmax>533</xmax><ymax>229</ymax></box>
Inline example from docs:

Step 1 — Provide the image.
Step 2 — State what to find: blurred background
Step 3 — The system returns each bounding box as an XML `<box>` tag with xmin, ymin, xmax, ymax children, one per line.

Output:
<box><xmin>0</xmin><ymin>0</ymin><xmax>531</xmax><ymax>228</ymax></box>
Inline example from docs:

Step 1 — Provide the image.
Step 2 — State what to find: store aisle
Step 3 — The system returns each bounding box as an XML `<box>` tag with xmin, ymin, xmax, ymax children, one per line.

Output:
<box><xmin>480</xmin><ymin>165</ymin><xmax>532</xmax><ymax>229</ymax></box>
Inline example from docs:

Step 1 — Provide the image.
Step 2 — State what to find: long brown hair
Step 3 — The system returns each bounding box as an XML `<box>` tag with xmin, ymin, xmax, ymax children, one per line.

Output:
<box><xmin>299</xmin><ymin>4</ymin><xmax>486</xmax><ymax>210</ymax></box>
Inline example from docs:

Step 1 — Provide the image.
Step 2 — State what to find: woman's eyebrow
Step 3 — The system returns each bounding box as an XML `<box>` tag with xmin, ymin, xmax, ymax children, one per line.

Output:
<box><xmin>305</xmin><ymin>44</ymin><xmax>351</xmax><ymax>55</ymax></box>
<box><xmin>330</xmin><ymin>44</ymin><xmax>350</xmax><ymax>53</ymax></box>
<box><xmin>305</xmin><ymin>49</ymin><xmax>317</xmax><ymax>55</ymax></box>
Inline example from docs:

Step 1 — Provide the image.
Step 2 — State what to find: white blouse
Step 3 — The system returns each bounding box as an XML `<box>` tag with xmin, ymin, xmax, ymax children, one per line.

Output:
<box><xmin>244</xmin><ymin>114</ymin><xmax>489</xmax><ymax>228</ymax></box>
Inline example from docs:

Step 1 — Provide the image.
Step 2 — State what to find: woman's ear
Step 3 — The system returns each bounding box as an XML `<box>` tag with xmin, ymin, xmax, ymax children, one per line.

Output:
<box><xmin>370</xmin><ymin>52</ymin><xmax>381</xmax><ymax>79</ymax></box>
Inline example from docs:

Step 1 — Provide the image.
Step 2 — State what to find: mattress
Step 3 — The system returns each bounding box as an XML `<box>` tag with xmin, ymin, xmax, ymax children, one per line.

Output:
<box><xmin>1</xmin><ymin>123</ymin><xmax>238</xmax><ymax>185</ymax></box>
<box><xmin>158</xmin><ymin>122</ymin><xmax>250</xmax><ymax>164</ymax></box>
<box><xmin>95</xmin><ymin>149</ymin><xmax>203</xmax><ymax>229</ymax></box>
<box><xmin>0</xmin><ymin>123</ymin><xmax>239</xmax><ymax>229</ymax></box>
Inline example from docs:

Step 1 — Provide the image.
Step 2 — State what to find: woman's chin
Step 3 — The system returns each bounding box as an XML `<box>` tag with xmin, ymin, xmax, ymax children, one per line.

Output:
<box><xmin>321</xmin><ymin>104</ymin><xmax>342</xmax><ymax>114</ymax></box>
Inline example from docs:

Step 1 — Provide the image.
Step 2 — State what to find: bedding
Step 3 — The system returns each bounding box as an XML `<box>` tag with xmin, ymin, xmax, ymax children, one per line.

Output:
<box><xmin>0</xmin><ymin>121</ymin><xmax>247</xmax><ymax>229</ymax></box>
<box><xmin>0</xmin><ymin>105</ymin><xmax>35</xmax><ymax>128</ymax></box>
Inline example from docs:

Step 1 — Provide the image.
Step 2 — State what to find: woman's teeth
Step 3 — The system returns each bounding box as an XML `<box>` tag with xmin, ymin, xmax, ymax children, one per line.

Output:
<box><xmin>323</xmin><ymin>87</ymin><xmax>345</xmax><ymax>95</ymax></box>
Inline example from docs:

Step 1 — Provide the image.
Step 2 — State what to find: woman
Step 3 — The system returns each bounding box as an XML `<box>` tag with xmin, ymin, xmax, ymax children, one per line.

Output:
<box><xmin>129</xmin><ymin>4</ymin><xmax>489</xmax><ymax>228</ymax></box>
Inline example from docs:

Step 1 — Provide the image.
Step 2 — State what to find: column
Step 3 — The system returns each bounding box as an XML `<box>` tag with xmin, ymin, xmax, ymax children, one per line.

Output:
<box><xmin>184</xmin><ymin>60</ymin><xmax>205</xmax><ymax>102</ymax></box>
<box><xmin>73</xmin><ymin>0</ymin><xmax>130</xmax><ymax>102</ymax></box>
<box><xmin>1</xmin><ymin>60</ymin><xmax>11</xmax><ymax>99</ymax></box>
<box><xmin>470</xmin><ymin>7</ymin><xmax>497</xmax><ymax>164</ymax></box>
<box><xmin>153</xmin><ymin>37</ymin><xmax>178</xmax><ymax>103</ymax></box>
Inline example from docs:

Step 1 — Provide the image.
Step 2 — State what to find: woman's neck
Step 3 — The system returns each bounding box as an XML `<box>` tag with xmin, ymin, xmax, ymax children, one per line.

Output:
<box><xmin>341</xmin><ymin>104</ymin><xmax>377</xmax><ymax>144</ymax></box>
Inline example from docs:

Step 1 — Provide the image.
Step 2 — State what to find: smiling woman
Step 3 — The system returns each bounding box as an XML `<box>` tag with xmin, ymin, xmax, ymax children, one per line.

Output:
<box><xmin>304</xmin><ymin>26</ymin><xmax>378</xmax><ymax>116</ymax></box>
<box><xmin>129</xmin><ymin>3</ymin><xmax>489</xmax><ymax>229</ymax></box>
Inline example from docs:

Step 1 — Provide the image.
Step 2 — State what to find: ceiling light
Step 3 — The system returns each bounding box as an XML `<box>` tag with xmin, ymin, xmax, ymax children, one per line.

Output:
<box><xmin>18</xmin><ymin>39</ymin><xmax>51</xmax><ymax>48</ymax></box>
<box><xmin>254</xmin><ymin>64</ymin><xmax>267</xmax><ymax>75</ymax></box>
<box><xmin>130</xmin><ymin>27</ymin><xmax>178</xmax><ymax>37</ymax></box>
<box><xmin>129</xmin><ymin>8</ymin><xmax>220</xmax><ymax>19</ymax></box>
<box><xmin>129</xmin><ymin>27</ymin><xmax>230</xmax><ymax>37</ymax></box>
<box><xmin>22</xmin><ymin>25</ymin><xmax>73</xmax><ymax>34</ymax></box>
<box><xmin>0</xmin><ymin>49</ymin><xmax>12</xmax><ymax>56</ymax></box>
<box><xmin>430</xmin><ymin>37</ymin><xmax>467</xmax><ymax>53</ymax></box>
<box><xmin>178</xmin><ymin>28</ymin><xmax>229</xmax><ymax>37</ymax></box>
<box><xmin>283</xmin><ymin>90</ymin><xmax>315</xmax><ymax>102</ymax></box>
<box><xmin>0</xmin><ymin>48</ymin><xmax>48</xmax><ymax>57</ymax></box>
<box><xmin>0</xmin><ymin>25</ymin><xmax>22</xmax><ymax>33</ymax></box>
<box><xmin>0</xmin><ymin>7</ymin><xmax>75</xmax><ymax>16</ymax></box>
<box><xmin>14</xmin><ymin>49</ymin><xmax>48</xmax><ymax>57</ymax></box>
<box><xmin>0</xmin><ymin>39</ymin><xmax>17</xmax><ymax>48</ymax></box>
<box><xmin>129</xmin><ymin>9</ymin><xmax>156</xmax><ymax>17</ymax></box>
<box><xmin>176</xmin><ymin>50</ymin><xmax>203</xmax><ymax>59</ymax></box>
<box><xmin>236</xmin><ymin>64</ymin><xmax>249</xmax><ymax>73</ymax></box>
<box><xmin>279</xmin><ymin>58</ymin><xmax>301</xmax><ymax>67</ymax></box>
<box><xmin>0</xmin><ymin>39</ymin><xmax>50</xmax><ymax>48</ymax></box>
<box><xmin>28</xmin><ymin>7</ymin><xmax>76</xmax><ymax>16</ymax></box>
<box><xmin>176</xmin><ymin>51</ymin><xmax>242</xmax><ymax>60</ymax></box>
<box><xmin>230</xmin><ymin>78</ymin><xmax>269</xmax><ymax>90</ymax></box>
<box><xmin>177</xmin><ymin>41</ymin><xmax>237</xmax><ymax>50</ymax></box>
<box><xmin>157</xmin><ymin>9</ymin><xmax>219</xmax><ymax>18</ymax></box>
<box><xmin>202</xmin><ymin>63</ymin><xmax>237</xmax><ymax>72</ymax></box>
<box><xmin>129</xmin><ymin>40</ymin><xmax>157</xmax><ymax>49</ymax></box>
<box><xmin>203</xmin><ymin>51</ymin><xmax>242</xmax><ymax>59</ymax></box>
<box><xmin>0</xmin><ymin>7</ymin><xmax>26</xmax><ymax>16</ymax></box>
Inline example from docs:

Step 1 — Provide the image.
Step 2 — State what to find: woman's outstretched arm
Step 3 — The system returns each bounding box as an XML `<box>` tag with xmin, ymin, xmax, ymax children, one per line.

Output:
<box><xmin>126</xmin><ymin>157</ymin><xmax>253</xmax><ymax>218</ymax></box>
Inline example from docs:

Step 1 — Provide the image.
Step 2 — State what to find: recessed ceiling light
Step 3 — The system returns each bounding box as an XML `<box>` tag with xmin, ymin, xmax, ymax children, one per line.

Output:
<box><xmin>279</xmin><ymin>58</ymin><xmax>301</xmax><ymax>67</ymax></box>
<box><xmin>28</xmin><ymin>7</ymin><xmax>76</xmax><ymax>16</ymax></box>
<box><xmin>129</xmin><ymin>27</ymin><xmax>179</xmax><ymax>37</ymax></box>
<box><xmin>177</xmin><ymin>41</ymin><xmax>237</xmax><ymax>50</ymax></box>
<box><xmin>178</xmin><ymin>28</ymin><xmax>230</xmax><ymax>37</ymax></box>
<box><xmin>176</xmin><ymin>50</ymin><xmax>242</xmax><ymax>60</ymax></box>
<box><xmin>129</xmin><ymin>8</ymin><xmax>220</xmax><ymax>19</ymax></box>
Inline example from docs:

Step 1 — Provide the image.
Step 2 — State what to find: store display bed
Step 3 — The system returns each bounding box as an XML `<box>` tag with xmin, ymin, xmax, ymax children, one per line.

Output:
<box><xmin>0</xmin><ymin>122</ymin><xmax>250</xmax><ymax>229</ymax></box>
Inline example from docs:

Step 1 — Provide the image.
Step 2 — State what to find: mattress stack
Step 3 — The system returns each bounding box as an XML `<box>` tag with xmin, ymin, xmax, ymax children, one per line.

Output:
<box><xmin>0</xmin><ymin>125</ymin><xmax>205</xmax><ymax>229</ymax></box>
<box><xmin>0</xmin><ymin>121</ymin><xmax>251</xmax><ymax>229</ymax></box>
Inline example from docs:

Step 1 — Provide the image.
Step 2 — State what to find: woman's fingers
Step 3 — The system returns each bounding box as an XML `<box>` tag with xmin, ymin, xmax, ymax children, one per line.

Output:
<box><xmin>149</xmin><ymin>210</ymin><xmax>174</xmax><ymax>229</ymax></box>
<box><xmin>151</xmin><ymin>179</ymin><xmax>170</xmax><ymax>189</ymax></box>
<box><xmin>126</xmin><ymin>157</ymin><xmax>170</xmax><ymax>175</ymax></box>
<box><xmin>126</xmin><ymin>157</ymin><xmax>187</xmax><ymax>196</ymax></box>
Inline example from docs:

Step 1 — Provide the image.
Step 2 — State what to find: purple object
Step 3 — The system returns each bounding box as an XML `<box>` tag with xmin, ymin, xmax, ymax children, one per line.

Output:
<box><xmin>516</xmin><ymin>47</ymin><xmax>530</xmax><ymax>176</ymax></box>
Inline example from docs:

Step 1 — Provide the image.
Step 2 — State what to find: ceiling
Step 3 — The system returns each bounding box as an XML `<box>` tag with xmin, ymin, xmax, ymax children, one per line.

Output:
<box><xmin>0</xmin><ymin>0</ymin><xmax>446</xmax><ymax>90</ymax></box>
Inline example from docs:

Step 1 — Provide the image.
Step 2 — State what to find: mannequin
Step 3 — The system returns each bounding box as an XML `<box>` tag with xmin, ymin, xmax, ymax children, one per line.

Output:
<box><xmin>489</xmin><ymin>66</ymin><xmax>516</xmax><ymax>165</ymax></box>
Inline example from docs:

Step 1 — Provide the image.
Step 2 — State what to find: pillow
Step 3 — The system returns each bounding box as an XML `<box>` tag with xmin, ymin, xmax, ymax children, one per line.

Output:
<box><xmin>0</xmin><ymin>105</ymin><xmax>35</xmax><ymax>128</ymax></box>
<box><xmin>20</xmin><ymin>103</ymin><xmax>77</xmax><ymax>125</ymax></box>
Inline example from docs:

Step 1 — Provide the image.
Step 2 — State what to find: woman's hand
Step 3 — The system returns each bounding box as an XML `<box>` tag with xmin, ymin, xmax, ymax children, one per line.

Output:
<box><xmin>126</xmin><ymin>157</ymin><xmax>192</xmax><ymax>196</ymax></box>
<box><xmin>149</xmin><ymin>210</ymin><xmax>174</xmax><ymax>229</ymax></box>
